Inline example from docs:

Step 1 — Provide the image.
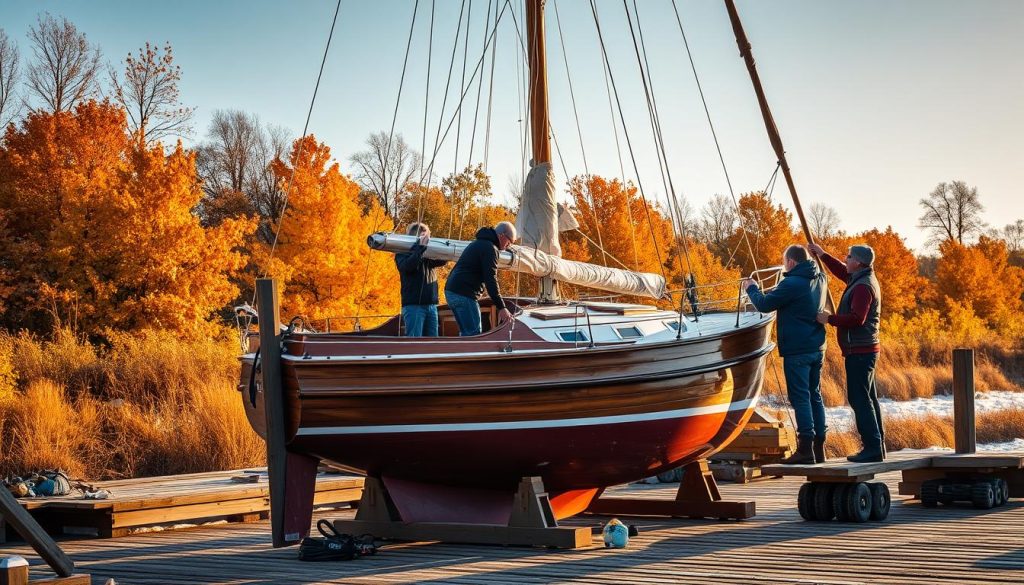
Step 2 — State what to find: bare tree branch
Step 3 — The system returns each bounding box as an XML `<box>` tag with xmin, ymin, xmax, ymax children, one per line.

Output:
<box><xmin>25</xmin><ymin>13</ymin><xmax>101</xmax><ymax>113</ymax></box>
<box><xmin>0</xmin><ymin>29</ymin><xmax>21</xmax><ymax>129</ymax></box>
<box><xmin>695</xmin><ymin>193</ymin><xmax>737</xmax><ymax>262</ymax></box>
<box><xmin>110</xmin><ymin>42</ymin><xmax>194</xmax><ymax>146</ymax></box>
<box><xmin>349</xmin><ymin>132</ymin><xmax>421</xmax><ymax>218</ymax></box>
<box><xmin>918</xmin><ymin>180</ymin><xmax>986</xmax><ymax>246</ymax></box>
<box><xmin>808</xmin><ymin>202</ymin><xmax>841</xmax><ymax>239</ymax></box>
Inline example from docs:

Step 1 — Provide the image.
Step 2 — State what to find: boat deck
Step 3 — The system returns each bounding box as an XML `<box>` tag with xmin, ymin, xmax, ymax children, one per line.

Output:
<box><xmin>3</xmin><ymin>471</ymin><xmax>1021</xmax><ymax>584</ymax></box>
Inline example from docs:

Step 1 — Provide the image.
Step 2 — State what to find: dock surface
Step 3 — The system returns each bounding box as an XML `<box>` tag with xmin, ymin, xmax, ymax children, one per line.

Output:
<box><xmin>2</xmin><ymin>472</ymin><xmax>1021</xmax><ymax>584</ymax></box>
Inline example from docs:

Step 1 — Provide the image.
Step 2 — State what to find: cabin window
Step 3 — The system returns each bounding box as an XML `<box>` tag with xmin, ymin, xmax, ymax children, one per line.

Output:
<box><xmin>665</xmin><ymin>321</ymin><xmax>684</xmax><ymax>332</ymax></box>
<box><xmin>558</xmin><ymin>330</ymin><xmax>589</xmax><ymax>342</ymax></box>
<box><xmin>614</xmin><ymin>325</ymin><xmax>643</xmax><ymax>339</ymax></box>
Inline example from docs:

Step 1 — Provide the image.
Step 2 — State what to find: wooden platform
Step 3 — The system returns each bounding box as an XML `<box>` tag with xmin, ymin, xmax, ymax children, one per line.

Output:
<box><xmin>1</xmin><ymin>469</ymin><xmax>362</xmax><ymax>543</ymax></box>
<box><xmin>2</xmin><ymin>472</ymin><xmax>1021</xmax><ymax>584</ymax></box>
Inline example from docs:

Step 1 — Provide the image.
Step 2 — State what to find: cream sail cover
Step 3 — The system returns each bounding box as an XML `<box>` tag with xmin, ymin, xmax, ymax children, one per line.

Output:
<box><xmin>367</xmin><ymin>233</ymin><xmax>667</xmax><ymax>300</ymax></box>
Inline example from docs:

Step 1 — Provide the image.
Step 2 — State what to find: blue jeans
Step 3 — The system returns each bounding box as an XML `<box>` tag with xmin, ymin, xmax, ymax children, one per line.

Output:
<box><xmin>401</xmin><ymin>305</ymin><xmax>438</xmax><ymax>337</ymax></box>
<box><xmin>445</xmin><ymin>292</ymin><xmax>481</xmax><ymax>336</ymax></box>
<box><xmin>846</xmin><ymin>352</ymin><xmax>884</xmax><ymax>449</ymax></box>
<box><xmin>782</xmin><ymin>350</ymin><xmax>827</xmax><ymax>440</ymax></box>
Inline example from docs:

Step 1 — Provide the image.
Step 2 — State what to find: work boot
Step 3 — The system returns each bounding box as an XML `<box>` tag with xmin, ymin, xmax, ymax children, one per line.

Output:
<box><xmin>812</xmin><ymin>436</ymin><xmax>827</xmax><ymax>464</ymax></box>
<box><xmin>780</xmin><ymin>437</ymin><xmax>816</xmax><ymax>465</ymax></box>
<box><xmin>846</xmin><ymin>446</ymin><xmax>884</xmax><ymax>463</ymax></box>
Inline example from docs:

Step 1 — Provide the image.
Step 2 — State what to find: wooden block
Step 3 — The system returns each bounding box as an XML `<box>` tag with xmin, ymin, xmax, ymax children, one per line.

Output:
<box><xmin>928</xmin><ymin>453</ymin><xmax>1024</xmax><ymax>469</ymax></box>
<box><xmin>30</xmin><ymin>576</ymin><xmax>90</xmax><ymax>585</ymax></box>
<box><xmin>1</xmin><ymin>555</ymin><xmax>29</xmax><ymax>585</ymax></box>
<box><xmin>331</xmin><ymin>519</ymin><xmax>592</xmax><ymax>549</ymax></box>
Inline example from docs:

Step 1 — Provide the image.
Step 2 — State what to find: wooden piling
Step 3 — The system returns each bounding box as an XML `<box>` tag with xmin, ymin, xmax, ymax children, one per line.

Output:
<box><xmin>952</xmin><ymin>348</ymin><xmax>976</xmax><ymax>454</ymax></box>
<box><xmin>256</xmin><ymin>278</ymin><xmax>288</xmax><ymax>547</ymax></box>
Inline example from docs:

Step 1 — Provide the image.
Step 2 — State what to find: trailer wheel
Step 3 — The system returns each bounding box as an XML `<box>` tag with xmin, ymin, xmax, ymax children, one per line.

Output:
<box><xmin>868</xmin><ymin>483</ymin><xmax>891</xmax><ymax>521</ymax></box>
<box><xmin>798</xmin><ymin>482</ymin><xmax>818</xmax><ymax>521</ymax></box>
<box><xmin>832</xmin><ymin>483</ymin><xmax>853</xmax><ymax>521</ymax></box>
<box><xmin>813</xmin><ymin>483</ymin><xmax>836</xmax><ymax>521</ymax></box>
<box><xmin>972</xmin><ymin>481</ymin><xmax>996</xmax><ymax>509</ymax></box>
<box><xmin>844</xmin><ymin>482</ymin><xmax>872</xmax><ymax>523</ymax></box>
<box><xmin>921</xmin><ymin>480</ymin><xmax>940</xmax><ymax>508</ymax></box>
<box><xmin>992</xmin><ymin>478</ymin><xmax>1009</xmax><ymax>506</ymax></box>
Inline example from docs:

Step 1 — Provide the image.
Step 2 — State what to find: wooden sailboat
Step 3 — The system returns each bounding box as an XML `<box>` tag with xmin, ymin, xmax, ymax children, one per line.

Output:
<box><xmin>239</xmin><ymin>0</ymin><xmax>807</xmax><ymax>547</ymax></box>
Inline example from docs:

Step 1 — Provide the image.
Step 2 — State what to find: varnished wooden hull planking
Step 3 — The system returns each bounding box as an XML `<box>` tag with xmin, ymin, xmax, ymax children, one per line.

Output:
<box><xmin>239</xmin><ymin>318</ymin><xmax>773</xmax><ymax>518</ymax></box>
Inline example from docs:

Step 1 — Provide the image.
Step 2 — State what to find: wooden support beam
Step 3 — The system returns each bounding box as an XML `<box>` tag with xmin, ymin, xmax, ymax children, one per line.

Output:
<box><xmin>587</xmin><ymin>460</ymin><xmax>755</xmax><ymax>520</ymax></box>
<box><xmin>952</xmin><ymin>348</ymin><xmax>976</xmax><ymax>454</ymax></box>
<box><xmin>338</xmin><ymin>476</ymin><xmax>592</xmax><ymax>549</ymax></box>
<box><xmin>0</xmin><ymin>489</ymin><xmax>75</xmax><ymax>578</ymax></box>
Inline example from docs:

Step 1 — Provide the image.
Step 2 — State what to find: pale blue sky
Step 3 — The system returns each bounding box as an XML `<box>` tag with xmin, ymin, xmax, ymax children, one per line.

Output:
<box><xmin>2</xmin><ymin>0</ymin><xmax>1021</xmax><ymax>251</ymax></box>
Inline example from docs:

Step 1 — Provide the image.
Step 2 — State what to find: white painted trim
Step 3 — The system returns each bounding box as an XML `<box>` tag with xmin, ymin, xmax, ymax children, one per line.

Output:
<box><xmin>295</xmin><ymin>397</ymin><xmax>758</xmax><ymax>436</ymax></box>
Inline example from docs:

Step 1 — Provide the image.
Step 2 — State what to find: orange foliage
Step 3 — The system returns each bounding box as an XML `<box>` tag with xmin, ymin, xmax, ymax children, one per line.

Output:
<box><xmin>728</xmin><ymin>192</ymin><xmax>797</xmax><ymax>274</ymax></box>
<box><xmin>935</xmin><ymin>236</ymin><xmax>1024</xmax><ymax>327</ymax></box>
<box><xmin>253</xmin><ymin>135</ymin><xmax>397</xmax><ymax>327</ymax></box>
<box><xmin>0</xmin><ymin>101</ymin><xmax>252</xmax><ymax>336</ymax></box>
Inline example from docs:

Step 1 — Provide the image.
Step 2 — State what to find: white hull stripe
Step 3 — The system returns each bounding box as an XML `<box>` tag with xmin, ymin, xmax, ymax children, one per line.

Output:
<box><xmin>295</xmin><ymin>397</ymin><xmax>758</xmax><ymax>436</ymax></box>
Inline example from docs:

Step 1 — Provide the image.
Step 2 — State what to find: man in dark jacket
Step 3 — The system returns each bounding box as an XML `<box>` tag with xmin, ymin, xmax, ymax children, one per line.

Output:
<box><xmin>395</xmin><ymin>222</ymin><xmax>447</xmax><ymax>337</ymax></box>
<box><xmin>810</xmin><ymin>242</ymin><xmax>885</xmax><ymax>462</ymax></box>
<box><xmin>443</xmin><ymin>221</ymin><xmax>516</xmax><ymax>336</ymax></box>
<box><xmin>742</xmin><ymin>244</ymin><xmax>828</xmax><ymax>464</ymax></box>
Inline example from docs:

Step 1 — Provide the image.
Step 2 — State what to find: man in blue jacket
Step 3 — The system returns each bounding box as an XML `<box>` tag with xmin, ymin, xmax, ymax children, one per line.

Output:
<box><xmin>741</xmin><ymin>244</ymin><xmax>829</xmax><ymax>464</ymax></box>
<box><xmin>395</xmin><ymin>222</ymin><xmax>447</xmax><ymax>336</ymax></box>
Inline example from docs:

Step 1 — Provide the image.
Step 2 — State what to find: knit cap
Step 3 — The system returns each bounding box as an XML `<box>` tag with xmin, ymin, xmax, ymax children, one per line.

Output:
<box><xmin>850</xmin><ymin>244</ymin><xmax>875</xmax><ymax>266</ymax></box>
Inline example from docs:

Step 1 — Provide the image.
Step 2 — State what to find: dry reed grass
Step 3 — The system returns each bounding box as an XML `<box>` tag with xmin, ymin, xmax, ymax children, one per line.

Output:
<box><xmin>824</xmin><ymin>407</ymin><xmax>1024</xmax><ymax>457</ymax></box>
<box><xmin>0</xmin><ymin>329</ymin><xmax>264</xmax><ymax>480</ymax></box>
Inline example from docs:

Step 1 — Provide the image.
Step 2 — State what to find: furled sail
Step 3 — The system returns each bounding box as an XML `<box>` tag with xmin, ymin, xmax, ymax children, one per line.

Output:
<box><xmin>367</xmin><ymin>232</ymin><xmax>667</xmax><ymax>300</ymax></box>
<box><xmin>515</xmin><ymin>161</ymin><xmax>562</xmax><ymax>256</ymax></box>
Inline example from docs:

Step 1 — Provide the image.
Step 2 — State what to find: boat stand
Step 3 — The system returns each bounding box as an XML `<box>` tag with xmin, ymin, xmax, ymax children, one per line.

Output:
<box><xmin>332</xmin><ymin>476</ymin><xmax>593</xmax><ymax>549</ymax></box>
<box><xmin>586</xmin><ymin>460</ymin><xmax>756</xmax><ymax>520</ymax></box>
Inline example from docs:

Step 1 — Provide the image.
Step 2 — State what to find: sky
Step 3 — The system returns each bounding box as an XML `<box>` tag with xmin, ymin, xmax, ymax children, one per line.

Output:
<box><xmin>2</xmin><ymin>0</ymin><xmax>1022</xmax><ymax>251</ymax></box>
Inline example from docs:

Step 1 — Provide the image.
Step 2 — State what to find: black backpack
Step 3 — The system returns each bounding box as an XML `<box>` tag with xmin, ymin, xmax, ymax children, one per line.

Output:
<box><xmin>297</xmin><ymin>520</ymin><xmax>377</xmax><ymax>562</ymax></box>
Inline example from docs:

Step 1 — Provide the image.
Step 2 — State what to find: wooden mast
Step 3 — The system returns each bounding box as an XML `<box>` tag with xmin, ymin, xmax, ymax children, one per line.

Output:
<box><xmin>724</xmin><ymin>0</ymin><xmax>835</xmax><ymax>310</ymax></box>
<box><xmin>526</xmin><ymin>0</ymin><xmax>559</xmax><ymax>301</ymax></box>
<box><xmin>527</xmin><ymin>0</ymin><xmax>551</xmax><ymax>166</ymax></box>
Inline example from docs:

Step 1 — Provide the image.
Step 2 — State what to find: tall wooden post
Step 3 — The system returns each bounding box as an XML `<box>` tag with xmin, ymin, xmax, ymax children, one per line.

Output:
<box><xmin>256</xmin><ymin>278</ymin><xmax>288</xmax><ymax>547</ymax></box>
<box><xmin>952</xmin><ymin>348</ymin><xmax>976</xmax><ymax>454</ymax></box>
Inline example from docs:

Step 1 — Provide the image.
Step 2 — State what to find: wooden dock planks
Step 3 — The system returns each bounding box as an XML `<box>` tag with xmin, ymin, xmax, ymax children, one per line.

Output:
<box><xmin>1</xmin><ymin>468</ymin><xmax>362</xmax><ymax>542</ymax></box>
<box><xmin>2</xmin><ymin>472</ymin><xmax>1021</xmax><ymax>584</ymax></box>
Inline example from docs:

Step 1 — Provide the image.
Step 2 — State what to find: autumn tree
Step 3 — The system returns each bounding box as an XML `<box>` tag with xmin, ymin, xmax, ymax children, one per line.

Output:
<box><xmin>918</xmin><ymin>180</ymin><xmax>986</xmax><ymax>246</ymax></box>
<box><xmin>992</xmin><ymin>219</ymin><xmax>1024</xmax><ymax>267</ymax></box>
<box><xmin>934</xmin><ymin>236</ymin><xmax>1024</xmax><ymax>327</ymax></box>
<box><xmin>0</xmin><ymin>100</ymin><xmax>252</xmax><ymax>336</ymax></box>
<box><xmin>25</xmin><ymin>14</ymin><xmax>102</xmax><ymax>113</ymax></box>
<box><xmin>349</xmin><ymin>132</ymin><xmax>421</xmax><ymax>219</ymax></box>
<box><xmin>727</xmin><ymin>192</ymin><xmax>797</xmax><ymax>274</ymax></box>
<box><xmin>110</xmin><ymin>42</ymin><xmax>194</xmax><ymax>146</ymax></box>
<box><xmin>440</xmin><ymin>164</ymin><xmax>492</xmax><ymax>241</ymax></box>
<box><xmin>0</xmin><ymin>30</ymin><xmax>20</xmax><ymax>129</ymax></box>
<box><xmin>253</xmin><ymin>135</ymin><xmax>397</xmax><ymax>327</ymax></box>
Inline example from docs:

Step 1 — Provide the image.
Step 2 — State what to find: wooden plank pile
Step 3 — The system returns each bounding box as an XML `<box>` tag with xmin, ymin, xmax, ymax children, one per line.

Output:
<box><xmin>709</xmin><ymin>409</ymin><xmax>797</xmax><ymax>483</ymax></box>
<box><xmin>1</xmin><ymin>468</ymin><xmax>362</xmax><ymax>542</ymax></box>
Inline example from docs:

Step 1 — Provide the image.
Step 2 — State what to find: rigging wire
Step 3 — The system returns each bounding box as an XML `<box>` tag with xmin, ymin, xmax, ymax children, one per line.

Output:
<box><xmin>454</xmin><ymin>0</ymin><xmax>473</xmax><ymax>178</ymax></box>
<box><xmin>621</xmin><ymin>0</ymin><xmax>694</xmax><ymax>291</ymax></box>
<box><xmin>260</xmin><ymin>0</ymin><xmax>343</xmax><ymax>284</ymax></box>
<box><xmin>467</xmin><ymin>0</ymin><xmax>494</xmax><ymax>168</ymax></box>
<box><xmin>670</xmin><ymin>0</ymin><xmax>758</xmax><ymax>272</ymax></box>
<box><xmin>381</xmin><ymin>0</ymin><xmax>421</xmax><ymax>222</ymax></box>
<box><xmin>416</xmin><ymin>0</ymin><xmax>436</xmax><ymax>222</ymax></box>
<box><xmin>587</xmin><ymin>0</ymin><xmax>668</xmax><ymax>283</ymax></box>
<box><xmin>552</xmin><ymin>0</ymin><xmax>608</xmax><ymax>267</ymax></box>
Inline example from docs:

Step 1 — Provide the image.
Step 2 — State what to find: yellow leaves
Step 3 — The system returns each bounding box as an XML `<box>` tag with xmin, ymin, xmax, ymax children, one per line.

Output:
<box><xmin>256</xmin><ymin>135</ymin><xmax>397</xmax><ymax>327</ymax></box>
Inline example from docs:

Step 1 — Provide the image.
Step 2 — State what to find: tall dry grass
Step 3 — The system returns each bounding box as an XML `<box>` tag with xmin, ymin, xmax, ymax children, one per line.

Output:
<box><xmin>825</xmin><ymin>408</ymin><xmax>1024</xmax><ymax>457</ymax></box>
<box><xmin>0</xmin><ymin>329</ymin><xmax>264</xmax><ymax>480</ymax></box>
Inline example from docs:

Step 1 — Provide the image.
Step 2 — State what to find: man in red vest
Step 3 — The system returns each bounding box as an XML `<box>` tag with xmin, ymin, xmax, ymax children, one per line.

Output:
<box><xmin>809</xmin><ymin>242</ymin><xmax>885</xmax><ymax>463</ymax></box>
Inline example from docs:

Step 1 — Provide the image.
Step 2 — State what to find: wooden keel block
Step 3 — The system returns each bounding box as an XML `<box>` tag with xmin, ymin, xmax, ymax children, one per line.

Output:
<box><xmin>1</xmin><ymin>556</ymin><xmax>29</xmax><ymax>585</ymax></box>
<box><xmin>25</xmin><ymin>577</ymin><xmax>90</xmax><ymax>585</ymax></box>
<box><xmin>586</xmin><ymin>498</ymin><xmax>755</xmax><ymax>520</ymax></box>
<box><xmin>332</xmin><ymin>520</ymin><xmax>592</xmax><ymax>549</ymax></box>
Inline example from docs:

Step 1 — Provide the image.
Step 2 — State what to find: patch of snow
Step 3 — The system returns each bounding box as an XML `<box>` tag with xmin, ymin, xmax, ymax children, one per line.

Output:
<box><xmin>896</xmin><ymin>438</ymin><xmax>1024</xmax><ymax>453</ymax></box>
<box><xmin>821</xmin><ymin>390</ymin><xmax>1024</xmax><ymax>428</ymax></box>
